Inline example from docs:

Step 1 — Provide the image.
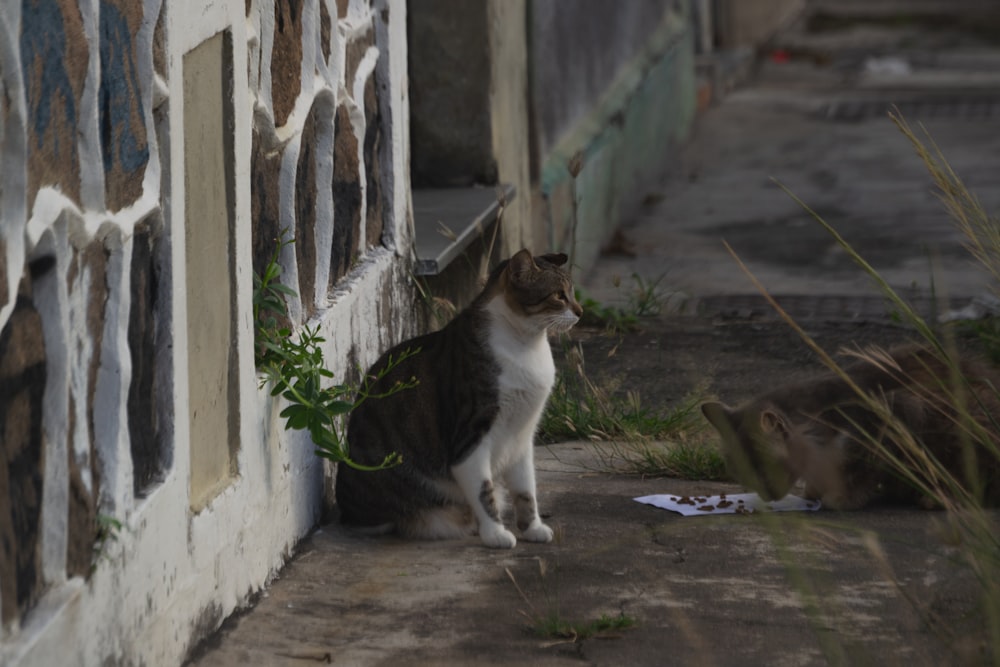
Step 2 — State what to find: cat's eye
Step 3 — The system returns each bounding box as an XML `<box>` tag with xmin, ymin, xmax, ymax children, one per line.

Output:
<box><xmin>556</xmin><ymin>290</ymin><xmax>568</xmax><ymax>302</ymax></box>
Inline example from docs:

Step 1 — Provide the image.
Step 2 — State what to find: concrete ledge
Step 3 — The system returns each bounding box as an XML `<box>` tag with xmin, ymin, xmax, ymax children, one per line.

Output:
<box><xmin>411</xmin><ymin>184</ymin><xmax>515</xmax><ymax>276</ymax></box>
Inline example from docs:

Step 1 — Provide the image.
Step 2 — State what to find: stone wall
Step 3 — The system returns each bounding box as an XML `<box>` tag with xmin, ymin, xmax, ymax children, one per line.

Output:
<box><xmin>530</xmin><ymin>0</ymin><xmax>697</xmax><ymax>273</ymax></box>
<box><xmin>0</xmin><ymin>0</ymin><xmax>415</xmax><ymax>664</ymax></box>
<box><xmin>3</xmin><ymin>0</ymin><xmax>169</xmax><ymax>634</ymax></box>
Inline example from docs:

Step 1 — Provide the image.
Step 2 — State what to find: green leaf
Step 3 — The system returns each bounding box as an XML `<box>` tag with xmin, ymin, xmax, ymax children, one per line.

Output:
<box><xmin>253</xmin><ymin>240</ymin><xmax>413</xmax><ymax>474</ymax></box>
<box><xmin>324</xmin><ymin>400</ymin><xmax>354</xmax><ymax>415</ymax></box>
<box><xmin>261</xmin><ymin>295</ymin><xmax>285</xmax><ymax>311</ymax></box>
<box><xmin>313</xmin><ymin>448</ymin><xmax>343</xmax><ymax>462</ymax></box>
<box><xmin>287</xmin><ymin>409</ymin><xmax>311</xmax><ymax>431</ymax></box>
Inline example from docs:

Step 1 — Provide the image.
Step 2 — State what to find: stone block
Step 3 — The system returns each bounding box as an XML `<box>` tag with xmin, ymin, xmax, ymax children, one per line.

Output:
<box><xmin>363</xmin><ymin>73</ymin><xmax>383</xmax><ymax>248</ymax></box>
<box><xmin>0</xmin><ymin>238</ymin><xmax>7</xmax><ymax>313</ymax></box>
<box><xmin>0</xmin><ymin>270</ymin><xmax>46</xmax><ymax>626</ymax></box>
<box><xmin>320</xmin><ymin>1</ymin><xmax>332</xmax><ymax>62</ymax></box>
<box><xmin>343</xmin><ymin>25</ymin><xmax>384</xmax><ymax>248</ymax></box>
<box><xmin>128</xmin><ymin>220</ymin><xmax>163</xmax><ymax>498</ymax></box>
<box><xmin>271</xmin><ymin>0</ymin><xmax>304</xmax><ymax>128</ymax></box>
<box><xmin>250</xmin><ymin>127</ymin><xmax>284</xmax><ymax>282</ymax></box>
<box><xmin>99</xmin><ymin>0</ymin><xmax>150</xmax><ymax>211</ymax></box>
<box><xmin>21</xmin><ymin>0</ymin><xmax>89</xmax><ymax>207</ymax></box>
<box><xmin>295</xmin><ymin>105</ymin><xmax>319</xmax><ymax>317</ymax></box>
<box><xmin>331</xmin><ymin>104</ymin><xmax>360</xmax><ymax>285</ymax></box>
<box><xmin>153</xmin><ymin>1</ymin><xmax>167</xmax><ymax>83</ymax></box>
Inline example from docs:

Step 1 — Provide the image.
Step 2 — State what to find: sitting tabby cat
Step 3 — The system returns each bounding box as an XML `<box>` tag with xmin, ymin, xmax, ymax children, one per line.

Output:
<box><xmin>701</xmin><ymin>344</ymin><xmax>1000</xmax><ymax>510</ymax></box>
<box><xmin>336</xmin><ymin>249</ymin><xmax>582</xmax><ymax>548</ymax></box>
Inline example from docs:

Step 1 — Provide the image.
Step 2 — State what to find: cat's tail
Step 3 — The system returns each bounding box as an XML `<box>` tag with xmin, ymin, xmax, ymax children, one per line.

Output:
<box><xmin>399</xmin><ymin>505</ymin><xmax>476</xmax><ymax>540</ymax></box>
<box><xmin>343</xmin><ymin>522</ymin><xmax>396</xmax><ymax>537</ymax></box>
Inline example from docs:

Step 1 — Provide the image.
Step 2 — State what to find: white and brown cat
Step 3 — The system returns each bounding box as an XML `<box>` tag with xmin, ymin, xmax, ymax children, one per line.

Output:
<box><xmin>702</xmin><ymin>344</ymin><xmax>1000</xmax><ymax>510</ymax></box>
<box><xmin>336</xmin><ymin>249</ymin><xmax>582</xmax><ymax>548</ymax></box>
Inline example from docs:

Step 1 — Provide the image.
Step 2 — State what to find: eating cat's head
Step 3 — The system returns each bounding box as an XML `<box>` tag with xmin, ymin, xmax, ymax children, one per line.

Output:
<box><xmin>495</xmin><ymin>249</ymin><xmax>583</xmax><ymax>334</ymax></box>
<box><xmin>701</xmin><ymin>401</ymin><xmax>797</xmax><ymax>500</ymax></box>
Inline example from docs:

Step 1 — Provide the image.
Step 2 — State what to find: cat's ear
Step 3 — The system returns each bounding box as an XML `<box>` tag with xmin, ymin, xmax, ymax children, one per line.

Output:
<box><xmin>760</xmin><ymin>410</ymin><xmax>789</xmax><ymax>437</ymax></box>
<box><xmin>537</xmin><ymin>253</ymin><xmax>569</xmax><ymax>267</ymax></box>
<box><xmin>508</xmin><ymin>249</ymin><xmax>537</xmax><ymax>283</ymax></box>
<box><xmin>701</xmin><ymin>402</ymin><xmax>736</xmax><ymax>434</ymax></box>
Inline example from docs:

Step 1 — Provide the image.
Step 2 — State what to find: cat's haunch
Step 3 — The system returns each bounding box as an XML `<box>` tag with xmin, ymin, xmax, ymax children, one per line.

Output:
<box><xmin>336</xmin><ymin>249</ymin><xmax>582</xmax><ymax>548</ymax></box>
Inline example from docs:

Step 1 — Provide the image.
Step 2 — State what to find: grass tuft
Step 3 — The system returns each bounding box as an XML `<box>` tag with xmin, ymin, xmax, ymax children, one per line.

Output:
<box><xmin>505</xmin><ymin>564</ymin><xmax>636</xmax><ymax>644</ymax></box>
<box><xmin>531</xmin><ymin>611</ymin><xmax>636</xmax><ymax>640</ymax></box>
<box><xmin>541</xmin><ymin>340</ymin><xmax>725</xmax><ymax>479</ymax></box>
<box><xmin>576</xmin><ymin>273</ymin><xmax>676</xmax><ymax>333</ymax></box>
<box><xmin>592</xmin><ymin>438</ymin><xmax>728</xmax><ymax>480</ymax></box>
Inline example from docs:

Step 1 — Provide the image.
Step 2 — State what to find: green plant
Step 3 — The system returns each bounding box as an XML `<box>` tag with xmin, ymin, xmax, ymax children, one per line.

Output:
<box><xmin>594</xmin><ymin>437</ymin><xmax>728</xmax><ymax>480</ymax></box>
<box><xmin>411</xmin><ymin>273</ymin><xmax>458</xmax><ymax>331</ymax></box>
<box><xmin>541</xmin><ymin>343</ymin><xmax>704</xmax><ymax>440</ymax></box>
<box><xmin>540</xmin><ymin>370</ymin><xmax>681</xmax><ymax>443</ymax></box>
<box><xmin>575</xmin><ymin>291</ymin><xmax>640</xmax><ymax>333</ymax></box>
<box><xmin>627</xmin><ymin>273</ymin><xmax>669</xmax><ymax>317</ymax></box>
<box><xmin>575</xmin><ymin>274</ymin><xmax>673</xmax><ymax>333</ymax></box>
<box><xmin>531</xmin><ymin>611</ymin><xmax>636</xmax><ymax>641</ymax></box>
<box><xmin>539</xmin><ymin>341</ymin><xmax>723</xmax><ymax>477</ymax></box>
<box><xmin>91</xmin><ymin>514</ymin><xmax>123</xmax><ymax>573</ymax></box>
<box><xmin>254</xmin><ymin>234</ymin><xmax>416</xmax><ymax>470</ymax></box>
<box><xmin>505</xmin><ymin>563</ymin><xmax>636</xmax><ymax>643</ymax></box>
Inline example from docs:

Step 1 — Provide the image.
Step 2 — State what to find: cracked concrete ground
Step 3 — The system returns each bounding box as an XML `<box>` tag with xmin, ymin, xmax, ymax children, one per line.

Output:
<box><xmin>187</xmin><ymin>434</ymin><xmax>989</xmax><ymax>666</ymax></box>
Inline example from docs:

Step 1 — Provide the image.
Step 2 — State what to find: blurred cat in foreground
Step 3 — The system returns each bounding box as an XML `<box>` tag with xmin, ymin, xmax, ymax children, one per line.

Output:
<box><xmin>702</xmin><ymin>344</ymin><xmax>1000</xmax><ymax>510</ymax></box>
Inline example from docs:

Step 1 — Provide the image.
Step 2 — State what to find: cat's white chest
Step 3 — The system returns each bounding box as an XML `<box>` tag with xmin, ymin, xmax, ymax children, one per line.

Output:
<box><xmin>489</xmin><ymin>333</ymin><xmax>553</xmax><ymax>460</ymax></box>
<box><xmin>495</xmin><ymin>336</ymin><xmax>555</xmax><ymax>397</ymax></box>
<box><xmin>482</xmin><ymin>300</ymin><xmax>557</xmax><ymax>462</ymax></box>
<box><xmin>485</xmin><ymin>310</ymin><xmax>555</xmax><ymax>398</ymax></box>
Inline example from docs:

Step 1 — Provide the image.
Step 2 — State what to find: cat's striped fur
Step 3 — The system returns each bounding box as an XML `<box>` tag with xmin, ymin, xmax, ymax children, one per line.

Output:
<box><xmin>336</xmin><ymin>249</ymin><xmax>581</xmax><ymax>548</ymax></box>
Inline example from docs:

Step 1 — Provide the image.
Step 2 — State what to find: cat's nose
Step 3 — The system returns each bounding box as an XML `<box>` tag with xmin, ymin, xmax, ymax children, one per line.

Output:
<box><xmin>570</xmin><ymin>301</ymin><xmax>583</xmax><ymax>318</ymax></box>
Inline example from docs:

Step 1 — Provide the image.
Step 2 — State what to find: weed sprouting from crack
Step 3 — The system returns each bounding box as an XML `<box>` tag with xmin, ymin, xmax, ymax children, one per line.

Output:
<box><xmin>254</xmin><ymin>232</ymin><xmax>416</xmax><ymax>470</ymax></box>
<box><xmin>505</xmin><ymin>562</ymin><xmax>636</xmax><ymax>645</ymax></box>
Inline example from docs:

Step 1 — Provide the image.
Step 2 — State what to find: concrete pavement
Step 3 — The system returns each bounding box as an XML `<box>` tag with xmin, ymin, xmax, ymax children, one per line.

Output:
<box><xmin>583</xmin><ymin>20</ymin><xmax>1000</xmax><ymax>309</ymax></box>
<box><xmin>188</xmin><ymin>440</ymin><xmax>986</xmax><ymax>666</ymax></box>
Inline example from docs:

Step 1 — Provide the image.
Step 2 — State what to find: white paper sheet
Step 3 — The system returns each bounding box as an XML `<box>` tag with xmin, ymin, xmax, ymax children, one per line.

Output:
<box><xmin>634</xmin><ymin>492</ymin><xmax>821</xmax><ymax>517</ymax></box>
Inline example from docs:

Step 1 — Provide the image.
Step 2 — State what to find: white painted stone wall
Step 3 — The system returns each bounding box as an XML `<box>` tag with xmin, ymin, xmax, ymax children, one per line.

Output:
<box><xmin>1</xmin><ymin>0</ymin><xmax>416</xmax><ymax>664</ymax></box>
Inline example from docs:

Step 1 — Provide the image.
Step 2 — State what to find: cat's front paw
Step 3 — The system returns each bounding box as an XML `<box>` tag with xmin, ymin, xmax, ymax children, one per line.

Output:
<box><xmin>480</xmin><ymin>525</ymin><xmax>517</xmax><ymax>549</ymax></box>
<box><xmin>521</xmin><ymin>521</ymin><xmax>554</xmax><ymax>543</ymax></box>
